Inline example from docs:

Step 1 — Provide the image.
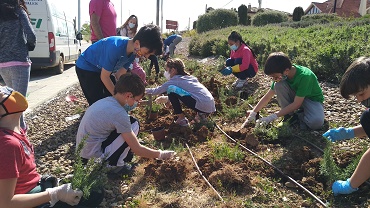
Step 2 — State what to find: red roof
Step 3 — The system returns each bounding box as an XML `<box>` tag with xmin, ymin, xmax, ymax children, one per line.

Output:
<box><xmin>305</xmin><ymin>0</ymin><xmax>370</xmax><ymax>17</ymax></box>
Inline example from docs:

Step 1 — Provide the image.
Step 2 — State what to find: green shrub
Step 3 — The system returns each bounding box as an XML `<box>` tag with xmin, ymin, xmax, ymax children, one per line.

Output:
<box><xmin>301</xmin><ymin>13</ymin><xmax>341</xmax><ymax>22</ymax></box>
<box><xmin>188</xmin><ymin>22</ymin><xmax>370</xmax><ymax>82</ymax></box>
<box><xmin>292</xmin><ymin>7</ymin><xmax>304</xmax><ymax>21</ymax></box>
<box><xmin>72</xmin><ymin>137</ymin><xmax>108</xmax><ymax>199</ymax></box>
<box><xmin>197</xmin><ymin>9</ymin><xmax>238</xmax><ymax>33</ymax></box>
<box><xmin>238</xmin><ymin>4</ymin><xmax>248</xmax><ymax>25</ymax></box>
<box><xmin>252</xmin><ymin>11</ymin><xmax>288</xmax><ymax>26</ymax></box>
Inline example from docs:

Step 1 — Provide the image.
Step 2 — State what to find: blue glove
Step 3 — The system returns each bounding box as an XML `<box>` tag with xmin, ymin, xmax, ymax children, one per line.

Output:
<box><xmin>234</xmin><ymin>58</ymin><xmax>242</xmax><ymax>65</ymax></box>
<box><xmin>220</xmin><ymin>67</ymin><xmax>232</xmax><ymax>76</ymax></box>
<box><xmin>322</xmin><ymin>127</ymin><xmax>354</xmax><ymax>142</ymax></box>
<box><xmin>332</xmin><ymin>178</ymin><xmax>358</xmax><ymax>196</ymax></box>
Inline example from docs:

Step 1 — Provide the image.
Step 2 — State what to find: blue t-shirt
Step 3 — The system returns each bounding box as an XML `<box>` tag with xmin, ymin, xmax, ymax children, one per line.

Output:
<box><xmin>163</xmin><ymin>34</ymin><xmax>177</xmax><ymax>46</ymax></box>
<box><xmin>76</xmin><ymin>36</ymin><xmax>135</xmax><ymax>73</ymax></box>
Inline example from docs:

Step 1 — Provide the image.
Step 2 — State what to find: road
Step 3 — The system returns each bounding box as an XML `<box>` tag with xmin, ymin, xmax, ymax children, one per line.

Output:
<box><xmin>25</xmin><ymin>64</ymin><xmax>79</xmax><ymax>114</ymax></box>
<box><xmin>0</xmin><ymin>42</ymin><xmax>90</xmax><ymax>114</ymax></box>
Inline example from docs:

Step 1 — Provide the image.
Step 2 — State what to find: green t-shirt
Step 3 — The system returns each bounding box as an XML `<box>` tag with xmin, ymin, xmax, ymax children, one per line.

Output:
<box><xmin>271</xmin><ymin>64</ymin><xmax>324</xmax><ymax>103</ymax></box>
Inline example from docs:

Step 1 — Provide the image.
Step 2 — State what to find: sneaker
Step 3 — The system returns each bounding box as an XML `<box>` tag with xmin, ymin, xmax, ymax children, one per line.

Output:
<box><xmin>107</xmin><ymin>163</ymin><xmax>135</xmax><ymax>179</ymax></box>
<box><xmin>175</xmin><ymin>117</ymin><xmax>189</xmax><ymax>127</ymax></box>
<box><xmin>233</xmin><ymin>79</ymin><xmax>247</xmax><ymax>89</ymax></box>
<box><xmin>282</xmin><ymin>113</ymin><xmax>299</xmax><ymax>125</ymax></box>
<box><xmin>195</xmin><ymin>112</ymin><xmax>209</xmax><ymax>123</ymax></box>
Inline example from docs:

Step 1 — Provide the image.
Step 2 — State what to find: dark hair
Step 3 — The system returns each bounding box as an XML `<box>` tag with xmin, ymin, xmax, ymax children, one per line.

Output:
<box><xmin>264</xmin><ymin>52</ymin><xmax>292</xmax><ymax>75</ymax></box>
<box><xmin>114</xmin><ymin>73</ymin><xmax>145</xmax><ymax>96</ymax></box>
<box><xmin>19</xmin><ymin>0</ymin><xmax>30</xmax><ymax>19</ymax></box>
<box><xmin>119</xmin><ymin>15</ymin><xmax>138</xmax><ymax>35</ymax></box>
<box><xmin>133</xmin><ymin>24</ymin><xmax>163</xmax><ymax>55</ymax></box>
<box><xmin>166</xmin><ymin>58</ymin><xmax>189</xmax><ymax>76</ymax></box>
<box><xmin>340</xmin><ymin>57</ymin><xmax>370</xmax><ymax>99</ymax></box>
<box><xmin>228</xmin><ymin>31</ymin><xmax>257</xmax><ymax>59</ymax></box>
<box><xmin>0</xmin><ymin>0</ymin><xmax>19</xmax><ymax>20</ymax></box>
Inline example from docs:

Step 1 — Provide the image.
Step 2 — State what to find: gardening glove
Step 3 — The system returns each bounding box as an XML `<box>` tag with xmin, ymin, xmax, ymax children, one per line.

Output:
<box><xmin>322</xmin><ymin>127</ymin><xmax>355</xmax><ymax>142</ymax></box>
<box><xmin>219</xmin><ymin>67</ymin><xmax>232</xmax><ymax>76</ymax></box>
<box><xmin>241</xmin><ymin>111</ymin><xmax>257</xmax><ymax>129</ymax></box>
<box><xmin>256</xmin><ymin>114</ymin><xmax>278</xmax><ymax>126</ymax></box>
<box><xmin>155</xmin><ymin>95</ymin><xmax>169</xmax><ymax>104</ymax></box>
<box><xmin>46</xmin><ymin>183</ymin><xmax>83</xmax><ymax>207</ymax></box>
<box><xmin>158</xmin><ymin>150</ymin><xmax>176</xmax><ymax>160</ymax></box>
<box><xmin>332</xmin><ymin>178</ymin><xmax>358</xmax><ymax>196</ymax></box>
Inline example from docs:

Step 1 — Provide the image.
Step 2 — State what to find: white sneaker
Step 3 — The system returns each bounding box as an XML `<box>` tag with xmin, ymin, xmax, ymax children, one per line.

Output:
<box><xmin>232</xmin><ymin>79</ymin><xmax>241</xmax><ymax>88</ymax></box>
<box><xmin>234</xmin><ymin>79</ymin><xmax>247</xmax><ymax>89</ymax></box>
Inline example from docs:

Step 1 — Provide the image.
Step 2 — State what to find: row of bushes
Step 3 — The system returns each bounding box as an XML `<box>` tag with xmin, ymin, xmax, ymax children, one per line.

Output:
<box><xmin>189</xmin><ymin>23</ymin><xmax>370</xmax><ymax>83</ymax></box>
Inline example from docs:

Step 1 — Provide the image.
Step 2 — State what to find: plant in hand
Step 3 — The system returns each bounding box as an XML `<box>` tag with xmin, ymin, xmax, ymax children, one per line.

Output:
<box><xmin>71</xmin><ymin>136</ymin><xmax>108</xmax><ymax>200</ymax></box>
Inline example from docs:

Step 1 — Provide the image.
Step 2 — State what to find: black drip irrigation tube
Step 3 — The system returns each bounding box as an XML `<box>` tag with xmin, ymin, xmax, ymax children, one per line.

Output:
<box><xmin>215</xmin><ymin>123</ymin><xmax>328</xmax><ymax>207</ymax></box>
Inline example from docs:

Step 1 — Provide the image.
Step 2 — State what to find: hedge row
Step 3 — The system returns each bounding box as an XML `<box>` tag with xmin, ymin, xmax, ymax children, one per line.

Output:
<box><xmin>189</xmin><ymin>24</ymin><xmax>370</xmax><ymax>83</ymax></box>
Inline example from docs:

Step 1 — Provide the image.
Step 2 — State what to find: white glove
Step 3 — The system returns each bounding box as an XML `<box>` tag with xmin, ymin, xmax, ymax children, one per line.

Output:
<box><xmin>46</xmin><ymin>183</ymin><xmax>83</xmax><ymax>207</ymax></box>
<box><xmin>256</xmin><ymin>113</ymin><xmax>278</xmax><ymax>125</ymax></box>
<box><xmin>241</xmin><ymin>111</ymin><xmax>257</xmax><ymax>128</ymax></box>
<box><xmin>158</xmin><ymin>150</ymin><xmax>176</xmax><ymax>160</ymax></box>
<box><xmin>155</xmin><ymin>96</ymin><xmax>169</xmax><ymax>104</ymax></box>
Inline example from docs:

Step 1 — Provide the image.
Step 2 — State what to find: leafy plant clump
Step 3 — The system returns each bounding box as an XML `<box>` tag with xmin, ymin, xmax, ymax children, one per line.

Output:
<box><xmin>210</xmin><ymin>141</ymin><xmax>245</xmax><ymax>162</ymax></box>
<box><xmin>320</xmin><ymin>141</ymin><xmax>367</xmax><ymax>184</ymax></box>
<box><xmin>253</xmin><ymin>124</ymin><xmax>279</xmax><ymax>142</ymax></box>
<box><xmin>151</xmin><ymin>102</ymin><xmax>162</xmax><ymax>113</ymax></box>
<box><xmin>71</xmin><ymin>137</ymin><xmax>108</xmax><ymax>199</ymax></box>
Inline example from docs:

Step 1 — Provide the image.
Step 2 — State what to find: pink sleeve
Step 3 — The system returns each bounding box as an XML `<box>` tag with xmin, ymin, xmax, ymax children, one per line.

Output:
<box><xmin>89</xmin><ymin>0</ymin><xmax>104</xmax><ymax>16</ymax></box>
<box><xmin>239</xmin><ymin>46</ymin><xmax>252</xmax><ymax>72</ymax></box>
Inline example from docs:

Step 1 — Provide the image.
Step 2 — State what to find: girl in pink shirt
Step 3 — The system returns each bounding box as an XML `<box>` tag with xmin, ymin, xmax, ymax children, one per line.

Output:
<box><xmin>220</xmin><ymin>31</ymin><xmax>258</xmax><ymax>89</ymax></box>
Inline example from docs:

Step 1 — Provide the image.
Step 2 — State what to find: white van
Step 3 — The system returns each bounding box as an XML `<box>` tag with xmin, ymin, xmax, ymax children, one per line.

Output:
<box><xmin>25</xmin><ymin>0</ymin><xmax>82</xmax><ymax>74</ymax></box>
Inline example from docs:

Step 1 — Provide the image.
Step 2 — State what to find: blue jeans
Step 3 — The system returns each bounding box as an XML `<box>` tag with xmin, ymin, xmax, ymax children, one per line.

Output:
<box><xmin>0</xmin><ymin>64</ymin><xmax>30</xmax><ymax>129</ymax></box>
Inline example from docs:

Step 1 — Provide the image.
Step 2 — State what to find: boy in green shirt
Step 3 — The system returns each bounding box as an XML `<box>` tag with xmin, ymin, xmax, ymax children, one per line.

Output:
<box><xmin>242</xmin><ymin>52</ymin><xmax>325</xmax><ymax>130</ymax></box>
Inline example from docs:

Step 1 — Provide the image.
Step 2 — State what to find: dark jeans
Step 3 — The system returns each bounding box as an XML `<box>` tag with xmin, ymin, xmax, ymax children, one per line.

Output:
<box><xmin>233</xmin><ymin>64</ymin><xmax>256</xmax><ymax>80</ymax></box>
<box><xmin>75</xmin><ymin>67</ymin><xmax>114</xmax><ymax>105</ymax></box>
<box><xmin>360</xmin><ymin>109</ymin><xmax>370</xmax><ymax>137</ymax></box>
<box><xmin>148</xmin><ymin>55</ymin><xmax>160</xmax><ymax>75</ymax></box>
<box><xmin>168</xmin><ymin>93</ymin><xmax>205</xmax><ymax>115</ymax></box>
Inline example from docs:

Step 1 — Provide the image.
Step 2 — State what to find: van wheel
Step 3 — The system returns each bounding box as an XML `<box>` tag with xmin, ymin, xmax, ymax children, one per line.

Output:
<box><xmin>54</xmin><ymin>56</ymin><xmax>64</xmax><ymax>74</ymax></box>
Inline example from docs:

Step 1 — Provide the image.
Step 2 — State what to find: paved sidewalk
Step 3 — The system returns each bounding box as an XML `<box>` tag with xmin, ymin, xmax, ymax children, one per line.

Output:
<box><xmin>25</xmin><ymin>65</ymin><xmax>79</xmax><ymax>114</ymax></box>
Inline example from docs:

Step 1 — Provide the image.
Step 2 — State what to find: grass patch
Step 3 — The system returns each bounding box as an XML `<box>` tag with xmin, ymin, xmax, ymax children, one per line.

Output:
<box><xmin>210</xmin><ymin>141</ymin><xmax>245</xmax><ymax>162</ymax></box>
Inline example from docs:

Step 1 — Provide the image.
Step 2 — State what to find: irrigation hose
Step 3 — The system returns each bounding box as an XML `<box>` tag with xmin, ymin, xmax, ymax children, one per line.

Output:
<box><xmin>215</xmin><ymin>123</ymin><xmax>328</xmax><ymax>207</ymax></box>
<box><xmin>185</xmin><ymin>143</ymin><xmax>224</xmax><ymax>203</ymax></box>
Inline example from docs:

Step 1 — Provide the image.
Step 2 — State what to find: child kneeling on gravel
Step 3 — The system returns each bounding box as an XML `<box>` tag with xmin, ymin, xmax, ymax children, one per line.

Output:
<box><xmin>145</xmin><ymin>58</ymin><xmax>216</xmax><ymax>127</ymax></box>
<box><xmin>241</xmin><ymin>52</ymin><xmax>325</xmax><ymax>130</ymax></box>
<box><xmin>76</xmin><ymin>73</ymin><xmax>175</xmax><ymax>174</ymax></box>
<box><xmin>322</xmin><ymin>57</ymin><xmax>370</xmax><ymax>196</ymax></box>
<box><xmin>0</xmin><ymin>86</ymin><xmax>83</xmax><ymax>207</ymax></box>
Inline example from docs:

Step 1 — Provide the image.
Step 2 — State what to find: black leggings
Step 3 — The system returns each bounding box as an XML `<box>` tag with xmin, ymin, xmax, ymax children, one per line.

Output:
<box><xmin>148</xmin><ymin>55</ymin><xmax>160</xmax><ymax>74</ymax></box>
<box><xmin>233</xmin><ymin>64</ymin><xmax>256</xmax><ymax>80</ymax></box>
<box><xmin>168</xmin><ymin>93</ymin><xmax>205</xmax><ymax>114</ymax></box>
<box><xmin>360</xmin><ymin>109</ymin><xmax>370</xmax><ymax>138</ymax></box>
<box><xmin>75</xmin><ymin>67</ymin><xmax>115</xmax><ymax>105</ymax></box>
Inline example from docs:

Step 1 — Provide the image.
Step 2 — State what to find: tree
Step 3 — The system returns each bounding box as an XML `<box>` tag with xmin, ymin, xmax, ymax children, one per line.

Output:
<box><xmin>238</xmin><ymin>4</ymin><xmax>248</xmax><ymax>25</ymax></box>
<box><xmin>293</xmin><ymin>7</ymin><xmax>305</xmax><ymax>21</ymax></box>
<box><xmin>80</xmin><ymin>23</ymin><xmax>91</xmax><ymax>42</ymax></box>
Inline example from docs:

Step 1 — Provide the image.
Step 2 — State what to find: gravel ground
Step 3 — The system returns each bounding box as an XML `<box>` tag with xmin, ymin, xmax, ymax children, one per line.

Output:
<box><xmin>24</xmin><ymin>36</ymin><xmax>367</xmax><ymax>207</ymax></box>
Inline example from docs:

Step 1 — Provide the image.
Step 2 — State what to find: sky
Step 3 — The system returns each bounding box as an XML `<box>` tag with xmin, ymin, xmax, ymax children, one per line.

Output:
<box><xmin>60</xmin><ymin>0</ymin><xmax>326</xmax><ymax>31</ymax></box>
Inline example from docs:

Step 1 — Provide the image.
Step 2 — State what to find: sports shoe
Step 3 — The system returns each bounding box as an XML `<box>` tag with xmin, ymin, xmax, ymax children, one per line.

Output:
<box><xmin>175</xmin><ymin>117</ymin><xmax>189</xmax><ymax>127</ymax></box>
<box><xmin>195</xmin><ymin>112</ymin><xmax>209</xmax><ymax>123</ymax></box>
<box><xmin>233</xmin><ymin>79</ymin><xmax>247</xmax><ymax>89</ymax></box>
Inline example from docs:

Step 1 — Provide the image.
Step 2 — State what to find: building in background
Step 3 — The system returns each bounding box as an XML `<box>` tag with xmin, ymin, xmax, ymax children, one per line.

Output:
<box><xmin>305</xmin><ymin>0</ymin><xmax>370</xmax><ymax>17</ymax></box>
